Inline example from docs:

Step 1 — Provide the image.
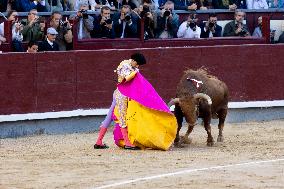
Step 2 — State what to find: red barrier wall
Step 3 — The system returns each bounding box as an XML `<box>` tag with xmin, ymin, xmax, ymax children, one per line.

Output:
<box><xmin>0</xmin><ymin>44</ymin><xmax>284</xmax><ymax>115</ymax></box>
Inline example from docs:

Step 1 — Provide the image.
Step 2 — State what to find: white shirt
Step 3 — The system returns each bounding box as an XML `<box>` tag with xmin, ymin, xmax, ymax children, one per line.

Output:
<box><xmin>246</xmin><ymin>0</ymin><xmax>269</xmax><ymax>9</ymax></box>
<box><xmin>177</xmin><ymin>21</ymin><xmax>201</xmax><ymax>39</ymax></box>
<box><xmin>47</xmin><ymin>38</ymin><xmax>54</xmax><ymax>46</ymax></box>
<box><xmin>0</xmin><ymin>22</ymin><xmax>23</xmax><ymax>41</ymax></box>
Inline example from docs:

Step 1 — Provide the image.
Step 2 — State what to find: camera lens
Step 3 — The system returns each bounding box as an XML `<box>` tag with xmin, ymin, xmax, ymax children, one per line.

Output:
<box><xmin>209</xmin><ymin>22</ymin><xmax>215</xmax><ymax>28</ymax></box>
<box><xmin>125</xmin><ymin>14</ymin><xmax>131</xmax><ymax>21</ymax></box>
<box><xmin>164</xmin><ymin>10</ymin><xmax>171</xmax><ymax>17</ymax></box>
<box><xmin>106</xmin><ymin>18</ymin><xmax>112</xmax><ymax>24</ymax></box>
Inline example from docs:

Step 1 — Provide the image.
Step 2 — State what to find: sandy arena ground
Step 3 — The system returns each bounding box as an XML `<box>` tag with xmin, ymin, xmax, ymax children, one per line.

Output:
<box><xmin>1</xmin><ymin>120</ymin><xmax>284</xmax><ymax>189</ymax></box>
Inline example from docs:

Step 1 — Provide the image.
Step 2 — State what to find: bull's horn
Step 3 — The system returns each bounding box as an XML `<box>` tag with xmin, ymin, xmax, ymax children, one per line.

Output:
<box><xmin>193</xmin><ymin>93</ymin><xmax>212</xmax><ymax>105</ymax></box>
<box><xmin>168</xmin><ymin>98</ymin><xmax>180</xmax><ymax>107</ymax></box>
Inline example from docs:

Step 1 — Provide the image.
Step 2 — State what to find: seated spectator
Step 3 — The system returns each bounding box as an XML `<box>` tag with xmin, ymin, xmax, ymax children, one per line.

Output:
<box><xmin>74</xmin><ymin>0</ymin><xmax>95</xmax><ymax>11</ymax></box>
<box><xmin>0</xmin><ymin>35</ymin><xmax>6</xmax><ymax>45</ymax></box>
<box><xmin>70</xmin><ymin>3</ymin><xmax>94</xmax><ymax>39</ymax></box>
<box><xmin>212</xmin><ymin>0</ymin><xmax>246</xmax><ymax>10</ymax></box>
<box><xmin>122</xmin><ymin>0</ymin><xmax>137</xmax><ymax>9</ymax></box>
<box><xmin>278</xmin><ymin>32</ymin><xmax>284</xmax><ymax>43</ymax></box>
<box><xmin>18</xmin><ymin>0</ymin><xmax>47</xmax><ymax>12</ymax></box>
<box><xmin>252</xmin><ymin>16</ymin><xmax>276</xmax><ymax>43</ymax></box>
<box><xmin>50</xmin><ymin>11</ymin><xmax>73</xmax><ymax>51</ymax></box>
<box><xmin>38</xmin><ymin>27</ymin><xmax>59</xmax><ymax>51</ymax></box>
<box><xmin>1</xmin><ymin>0</ymin><xmax>19</xmax><ymax>12</ymax></box>
<box><xmin>91</xmin><ymin>6</ymin><xmax>115</xmax><ymax>38</ymax></box>
<box><xmin>0</xmin><ymin>10</ymin><xmax>24</xmax><ymax>52</ymax></box>
<box><xmin>156</xmin><ymin>1</ymin><xmax>179</xmax><ymax>38</ymax></box>
<box><xmin>246</xmin><ymin>0</ymin><xmax>268</xmax><ymax>9</ymax></box>
<box><xmin>45</xmin><ymin>0</ymin><xmax>63</xmax><ymax>12</ymax></box>
<box><xmin>171</xmin><ymin>0</ymin><xmax>198</xmax><ymax>11</ymax></box>
<box><xmin>112</xmin><ymin>5</ymin><xmax>139</xmax><ymax>38</ymax></box>
<box><xmin>140</xmin><ymin>4</ymin><xmax>155</xmax><ymax>39</ymax></box>
<box><xmin>27</xmin><ymin>40</ymin><xmax>39</xmax><ymax>53</ymax></box>
<box><xmin>177</xmin><ymin>13</ymin><xmax>201</xmax><ymax>39</ymax></box>
<box><xmin>21</xmin><ymin>9</ymin><xmax>45</xmax><ymax>42</ymax></box>
<box><xmin>223</xmin><ymin>10</ymin><xmax>250</xmax><ymax>37</ymax></box>
<box><xmin>93</xmin><ymin>0</ymin><xmax>116</xmax><ymax>10</ymax></box>
<box><xmin>200</xmin><ymin>13</ymin><xmax>222</xmax><ymax>38</ymax></box>
<box><xmin>268</xmin><ymin>0</ymin><xmax>284</xmax><ymax>8</ymax></box>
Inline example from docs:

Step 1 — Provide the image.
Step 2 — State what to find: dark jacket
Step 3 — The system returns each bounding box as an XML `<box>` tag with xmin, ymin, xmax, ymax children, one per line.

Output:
<box><xmin>200</xmin><ymin>22</ymin><xmax>222</xmax><ymax>38</ymax></box>
<box><xmin>21</xmin><ymin>19</ymin><xmax>45</xmax><ymax>42</ymax></box>
<box><xmin>91</xmin><ymin>15</ymin><xmax>115</xmax><ymax>39</ymax></box>
<box><xmin>223</xmin><ymin>20</ymin><xmax>250</xmax><ymax>37</ymax></box>
<box><xmin>112</xmin><ymin>12</ymin><xmax>139</xmax><ymax>38</ymax></box>
<box><xmin>38</xmin><ymin>39</ymin><xmax>59</xmax><ymax>51</ymax></box>
<box><xmin>212</xmin><ymin>0</ymin><xmax>246</xmax><ymax>9</ymax></box>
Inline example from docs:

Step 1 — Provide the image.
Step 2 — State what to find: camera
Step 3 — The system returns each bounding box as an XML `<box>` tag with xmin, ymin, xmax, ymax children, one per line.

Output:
<box><xmin>239</xmin><ymin>29</ymin><xmax>247</xmax><ymax>36</ymax></box>
<box><xmin>79</xmin><ymin>9</ymin><xmax>88</xmax><ymax>19</ymax></box>
<box><xmin>60</xmin><ymin>20</ymin><xmax>68</xmax><ymax>27</ymax></box>
<box><xmin>140</xmin><ymin>5</ymin><xmax>150</xmax><ymax>18</ymax></box>
<box><xmin>125</xmin><ymin>14</ymin><xmax>131</xmax><ymax>21</ymax></box>
<box><xmin>105</xmin><ymin>18</ymin><xmax>112</xmax><ymax>24</ymax></box>
<box><xmin>208</xmin><ymin>22</ymin><xmax>215</xmax><ymax>28</ymax></box>
<box><xmin>164</xmin><ymin>9</ymin><xmax>171</xmax><ymax>17</ymax></box>
<box><xmin>189</xmin><ymin>21</ymin><xmax>196</xmax><ymax>31</ymax></box>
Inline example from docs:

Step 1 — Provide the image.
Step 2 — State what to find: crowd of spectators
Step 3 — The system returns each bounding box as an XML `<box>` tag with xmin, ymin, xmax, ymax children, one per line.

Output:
<box><xmin>0</xmin><ymin>0</ymin><xmax>284</xmax><ymax>52</ymax></box>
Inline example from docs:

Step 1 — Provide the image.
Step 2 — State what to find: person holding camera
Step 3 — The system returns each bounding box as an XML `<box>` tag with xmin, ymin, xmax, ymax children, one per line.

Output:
<box><xmin>177</xmin><ymin>13</ymin><xmax>201</xmax><ymax>39</ymax></box>
<box><xmin>156</xmin><ymin>0</ymin><xmax>179</xmax><ymax>38</ymax></box>
<box><xmin>137</xmin><ymin>4</ymin><xmax>155</xmax><ymax>39</ymax></box>
<box><xmin>112</xmin><ymin>5</ymin><xmax>139</xmax><ymax>38</ymax></box>
<box><xmin>50</xmin><ymin>11</ymin><xmax>73</xmax><ymax>51</ymax></box>
<box><xmin>91</xmin><ymin>6</ymin><xmax>115</xmax><ymax>38</ymax></box>
<box><xmin>0</xmin><ymin>10</ymin><xmax>24</xmax><ymax>52</ymax></box>
<box><xmin>200</xmin><ymin>13</ymin><xmax>222</xmax><ymax>38</ymax></box>
<box><xmin>70</xmin><ymin>3</ymin><xmax>94</xmax><ymax>39</ymax></box>
<box><xmin>21</xmin><ymin>9</ymin><xmax>45</xmax><ymax>42</ymax></box>
<box><xmin>223</xmin><ymin>10</ymin><xmax>250</xmax><ymax>37</ymax></box>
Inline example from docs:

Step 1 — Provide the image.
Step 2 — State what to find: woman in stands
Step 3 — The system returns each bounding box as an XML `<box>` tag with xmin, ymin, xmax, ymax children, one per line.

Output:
<box><xmin>94</xmin><ymin>53</ymin><xmax>177</xmax><ymax>150</ymax></box>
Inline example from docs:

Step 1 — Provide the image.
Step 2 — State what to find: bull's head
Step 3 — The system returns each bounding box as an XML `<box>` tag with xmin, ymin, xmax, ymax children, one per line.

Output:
<box><xmin>171</xmin><ymin>93</ymin><xmax>212</xmax><ymax>125</ymax></box>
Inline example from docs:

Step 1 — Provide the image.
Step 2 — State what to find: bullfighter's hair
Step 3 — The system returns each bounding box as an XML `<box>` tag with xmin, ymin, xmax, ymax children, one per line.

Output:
<box><xmin>131</xmin><ymin>53</ymin><xmax>147</xmax><ymax>65</ymax></box>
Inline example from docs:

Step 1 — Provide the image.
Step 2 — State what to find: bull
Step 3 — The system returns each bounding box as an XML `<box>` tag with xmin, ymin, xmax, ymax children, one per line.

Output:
<box><xmin>169</xmin><ymin>69</ymin><xmax>229</xmax><ymax>147</ymax></box>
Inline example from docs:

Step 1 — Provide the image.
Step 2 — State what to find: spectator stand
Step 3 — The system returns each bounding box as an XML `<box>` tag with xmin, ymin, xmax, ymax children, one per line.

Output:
<box><xmin>1</xmin><ymin>9</ymin><xmax>284</xmax><ymax>52</ymax></box>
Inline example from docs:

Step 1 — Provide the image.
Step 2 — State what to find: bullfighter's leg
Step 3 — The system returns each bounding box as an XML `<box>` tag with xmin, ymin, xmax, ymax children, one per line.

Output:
<box><xmin>217</xmin><ymin>108</ymin><xmax>227</xmax><ymax>142</ymax></box>
<box><xmin>203</xmin><ymin>111</ymin><xmax>214</xmax><ymax>146</ymax></box>
<box><xmin>174</xmin><ymin>104</ymin><xmax>184</xmax><ymax>147</ymax></box>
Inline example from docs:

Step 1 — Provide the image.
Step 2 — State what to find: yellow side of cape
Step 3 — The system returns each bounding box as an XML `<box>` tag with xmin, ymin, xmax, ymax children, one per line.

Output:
<box><xmin>115</xmin><ymin>99</ymin><xmax>177</xmax><ymax>151</ymax></box>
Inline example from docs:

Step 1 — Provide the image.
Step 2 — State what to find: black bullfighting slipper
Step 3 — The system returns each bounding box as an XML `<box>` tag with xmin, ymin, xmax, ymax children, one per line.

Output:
<box><xmin>124</xmin><ymin>146</ymin><xmax>140</xmax><ymax>150</ymax></box>
<box><xmin>94</xmin><ymin>144</ymin><xmax>109</xmax><ymax>149</ymax></box>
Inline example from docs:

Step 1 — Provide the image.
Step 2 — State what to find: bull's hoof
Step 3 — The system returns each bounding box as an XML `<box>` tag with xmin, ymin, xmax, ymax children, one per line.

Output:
<box><xmin>174</xmin><ymin>142</ymin><xmax>184</xmax><ymax>148</ymax></box>
<box><xmin>207</xmin><ymin>141</ymin><xmax>214</xmax><ymax>147</ymax></box>
<box><xmin>217</xmin><ymin>135</ymin><xmax>224</xmax><ymax>142</ymax></box>
<box><xmin>180</xmin><ymin>136</ymin><xmax>192</xmax><ymax>144</ymax></box>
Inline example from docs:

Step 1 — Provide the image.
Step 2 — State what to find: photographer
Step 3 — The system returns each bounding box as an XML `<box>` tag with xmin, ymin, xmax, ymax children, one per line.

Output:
<box><xmin>91</xmin><ymin>6</ymin><xmax>115</xmax><ymax>38</ymax></box>
<box><xmin>70</xmin><ymin>3</ymin><xmax>94</xmax><ymax>39</ymax></box>
<box><xmin>21</xmin><ymin>9</ymin><xmax>45</xmax><ymax>42</ymax></box>
<box><xmin>223</xmin><ymin>10</ymin><xmax>250</xmax><ymax>37</ymax></box>
<box><xmin>156</xmin><ymin>0</ymin><xmax>179</xmax><ymax>38</ymax></box>
<box><xmin>0</xmin><ymin>10</ymin><xmax>24</xmax><ymax>52</ymax></box>
<box><xmin>177</xmin><ymin>13</ymin><xmax>200</xmax><ymax>39</ymax></box>
<box><xmin>200</xmin><ymin>13</ymin><xmax>222</xmax><ymax>38</ymax></box>
<box><xmin>50</xmin><ymin>11</ymin><xmax>73</xmax><ymax>50</ymax></box>
<box><xmin>139</xmin><ymin>4</ymin><xmax>155</xmax><ymax>39</ymax></box>
<box><xmin>112</xmin><ymin>5</ymin><xmax>139</xmax><ymax>38</ymax></box>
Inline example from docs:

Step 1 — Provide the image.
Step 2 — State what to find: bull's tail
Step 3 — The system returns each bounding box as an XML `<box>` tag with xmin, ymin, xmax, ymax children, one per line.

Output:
<box><xmin>193</xmin><ymin>93</ymin><xmax>212</xmax><ymax>105</ymax></box>
<box><xmin>167</xmin><ymin>98</ymin><xmax>180</xmax><ymax>107</ymax></box>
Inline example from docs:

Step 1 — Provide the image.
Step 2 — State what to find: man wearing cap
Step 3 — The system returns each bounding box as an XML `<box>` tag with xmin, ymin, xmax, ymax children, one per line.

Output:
<box><xmin>38</xmin><ymin>27</ymin><xmax>59</xmax><ymax>51</ymax></box>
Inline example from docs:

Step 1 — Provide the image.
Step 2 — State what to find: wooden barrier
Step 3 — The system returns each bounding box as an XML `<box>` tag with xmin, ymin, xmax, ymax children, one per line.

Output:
<box><xmin>0</xmin><ymin>44</ymin><xmax>283</xmax><ymax>115</ymax></box>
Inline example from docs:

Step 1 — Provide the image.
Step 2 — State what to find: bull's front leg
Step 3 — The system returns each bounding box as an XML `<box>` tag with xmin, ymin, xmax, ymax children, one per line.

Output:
<box><xmin>181</xmin><ymin>124</ymin><xmax>194</xmax><ymax>144</ymax></box>
<box><xmin>203</xmin><ymin>115</ymin><xmax>214</xmax><ymax>146</ymax></box>
<box><xmin>174</xmin><ymin>104</ymin><xmax>184</xmax><ymax>147</ymax></box>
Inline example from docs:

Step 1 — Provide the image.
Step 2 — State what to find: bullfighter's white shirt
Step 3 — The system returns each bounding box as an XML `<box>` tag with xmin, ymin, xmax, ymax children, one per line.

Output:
<box><xmin>177</xmin><ymin>21</ymin><xmax>201</xmax><ymax>39</ymax></box>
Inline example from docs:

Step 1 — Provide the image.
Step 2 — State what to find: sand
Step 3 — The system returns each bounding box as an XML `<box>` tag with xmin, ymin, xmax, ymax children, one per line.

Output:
<box><xmin>1</xmin><ymin>120</ymin><xmax>284</xmax><ymax>189</ymax></box>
